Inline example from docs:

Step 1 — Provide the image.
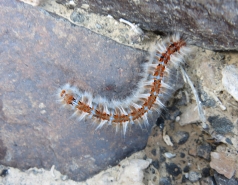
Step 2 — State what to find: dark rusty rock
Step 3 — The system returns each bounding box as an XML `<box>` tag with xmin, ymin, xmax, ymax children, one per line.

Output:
<box><xmin>0</xmin><ymin>0</ymin><xmax>155</xmax><ymax>181</ymax></box>
<box><xmin>70</xmin><ymin>0</ymin><xmax>238</xmax><ymax>50</ymax></box>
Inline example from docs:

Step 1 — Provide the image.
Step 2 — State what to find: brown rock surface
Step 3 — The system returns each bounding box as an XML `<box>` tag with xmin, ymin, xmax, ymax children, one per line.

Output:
<box><xmin>0</xmin><ymin>0</ymin><xmax>156</xmax><ymax>181</ymax></box>
<box><xmin>60</xmin><ymin>0</ymin><xmax>238</xmax><ymax>50</ymax></box>
<box><xmin>210</xmin><ymin>152</ymin><xmax>236</xmax><ymax>179</ymax></box>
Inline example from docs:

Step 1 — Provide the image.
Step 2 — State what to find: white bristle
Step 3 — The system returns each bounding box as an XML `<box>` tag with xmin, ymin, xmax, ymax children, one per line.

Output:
<box><xmin>77</xmin><ymin>111</ymin><xmax>88</xmax><ymax>121</ymax></box>
<box><xmin>96</xmin><ymin>120</ymin><xmax>108</xmax><ymax>130</ymax></box>
<box><xmin>123</xmin><ymin>121</ymin><xmax>129</xmax><ymax>135</ymax></box>
<box><xmin>161</xmin><ymin>81</ymin><xmax>173</xmax><ymax>90</ymax></box>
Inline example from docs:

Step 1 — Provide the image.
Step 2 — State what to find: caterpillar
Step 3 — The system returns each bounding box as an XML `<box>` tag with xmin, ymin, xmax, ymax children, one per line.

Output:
<box><xmin>57</xmin><ymin>34</ymin><xmax>191</xmax><ymax>135</ymax></box>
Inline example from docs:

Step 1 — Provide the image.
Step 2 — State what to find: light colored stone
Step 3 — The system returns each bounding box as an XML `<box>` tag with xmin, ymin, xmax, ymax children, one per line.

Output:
<box><xmin>188</xmin><ymin>171</ymin><xmax>201</xmax><ymax>182</ymax></box>
<box><xmin>116</xmin><ymin>159</ymin><xmax>152</xmax><ymax>185</ymax></box>
<box><xmin>163</xmin><ymin>127</ymin><xmax>173</xmax><ymax>146</ymax></box>
<box><xmin>179</xmin><ymin>104</ymin><xmax>200</xmax><ymax>126</ymax></box>
<box><xmin>0</xmin><ymin>157</ymin><xmax>152</xmax><ymax>185</ymax></box>
<box><xmin>210</xmin><ymin>152</ymin><xmax>236</xmax><ymax>179</ymax></box>
<box><xmin>164</xmin><ymin>152</ymin><xmax>176</xmax><ymax>159</ymax></box>
<box><xmin>222</xmin><ymin>65</ymin><xmax>238</xmax><ymax>101</ymax></box>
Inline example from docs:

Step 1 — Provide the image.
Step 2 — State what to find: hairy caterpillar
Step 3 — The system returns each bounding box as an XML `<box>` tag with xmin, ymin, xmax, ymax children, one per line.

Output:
<box><xmin>57</xmin><ymin>34</ymin><xmax>191</xmax><ymax>135</ymax></box>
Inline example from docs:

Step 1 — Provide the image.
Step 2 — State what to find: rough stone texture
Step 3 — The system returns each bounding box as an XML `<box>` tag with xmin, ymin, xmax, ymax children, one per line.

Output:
<box><xmin>172</xmin><ymin>131</ymin><xmax>189</xmax><ymax>145</ymax></box>
<box><xmin>159</xmin><ymin>177</ymin><xmax>172</xmax><ymax>185</ymax></box>
<box><xmin>188</xmin><ymin>171</ymin><xmax>201</xmax><ymax>182</ymax></box>
<box><xmin>0</xmin><ymin>0</ymin><xmax>156</xmax><ymax>181</ymax></box>
<box><xmin>0</xmin><ymin>155</ymin><xmax>152</xmax><ymax>185</ymax></box>
<box><xmin>179</xmin><ymin>104</ymin><xmax>200</xmax><ymax>126</ymax></box>
<box><xmin>210</xmin><ymin>152</ymin><xmax>236</xmax><ymax>179</ymax></box>
<box><xmin>165</xmin><ymin>163</ymin><xmax>182</xmax><ymax>177</ymax></box>
<box><xmin>214</xmin><ymin>172</ymin><xmax>238</xmax><ymax>185</ymax></box>
<box><xmin>65</xmin><ymin>0</ymin><xmax>238</xmax><ymax>50</ymax></box>
<box><xmin>197</xmin><ymin>143</ymin><xmax>211</xmax><ymax>160</ymax></box>
<box><xmin>200</xmin><ymin>177</ymin><xmax>216</xmax><ymax>185</ymax></box>
<box><xmin>222</xmin><ymin>65</ymin><xmax>238</xmax><ymax>101</ymax></box>
<box><xmin>208</xmin><ymin>116</ymin><xmax>234</xmax><ymax>135</ymax></box>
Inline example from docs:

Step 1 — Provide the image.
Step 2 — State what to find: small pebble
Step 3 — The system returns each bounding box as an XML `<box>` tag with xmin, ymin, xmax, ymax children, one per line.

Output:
<box><xmin>70</xmin><ymin>11</ymin><xmax>85</xmax><ymax>23</ymax></box>
<box><xmin>159</xmin><ymin>177</ymin><xmax>172</xmax><ymax>185</ymax></box>
<box><xmin>200</xmin><ymin>177</ymin><xmax>216</xmax><ymax>185</ymax></box>
<box><xmin>0</xmin><ymin>169</ymin><xmax>9</xmax><ymax>177</ymax></box>
<box><xmin>188</xmin><ymin>171</ymin><xmax>201</xmax><ymax>182</ymax></box>
<box><xmin>151</xmin><ymin>160</ymin><xmax>159</xmax><ymax>169</ymax></box>
<box><xmin>166</xmin><ymin>163</ymin><xmax>182</xmax><ymax>177</ymax></box>
<box><xmin>202</xmin><ymin>167</ymin><xmax>211</xmax><ymax>177</ymax></box>
<box><xmin>164</xmin><ymin>152</ymin><xmax>176</xmax><ymax>159</ymax></box>
<box><xmin>183</xmin><ymin>166</ymin><xmax>190</xmax><ymax>173</ymax></box>
<box><xmin>180</xmin><ymin>152</ymin><xmax>185</xmax><ymax>158</ymax></box>
<box><xmin>197</xmin><ymin>143</ymin><xmax>211</xmax><ymax>160</ymax></box>
<box><xmin>151</xmin><ymin>149</ymin><xmax>157</xmax><ymax>156</ymax></box>
<box><xmin>173</xmin><ymin>131</ymin><xmax>189</xmax><ymax>145</ymax></box>
<box><xmin>175</xmin><ymin>116</ymin><xmax>180</xmax><ymax>122</ymax></box>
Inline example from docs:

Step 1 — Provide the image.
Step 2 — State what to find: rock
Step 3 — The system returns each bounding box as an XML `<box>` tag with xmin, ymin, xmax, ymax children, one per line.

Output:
<box><xmin>210</xmin><ymin>152</ymin><xmax>236</xmax><ymax>179</ymax></box>
<box><xmin>151</xmin><ymin>149</ymin><xmax>157</xmax><ymax>157</ymax></box>
<box><xmin>163</xmin><ymin>129</ymin><xmax>174</xmax><ymax>146</ymax></box>
<box><xmin>200</xmin><ymin>177</ymin><xmax>216</xmax><ymax>185</ymax></box>
<box><xmin>0</xmin><ymin>169</ymin><xmax>9</xmax><ymax>177</ymax></box>
<box><xmin>197</xmin><ymin>143</ymin><xmax>211</xmax><ymax>160</ymax></box>
<box><xmin>159</xmin><ymin>147</ymin><xmax>167</xmax><ymax>163</ymax></box>
<box><xmin>0</xmin><ymin>140</ymin><xmax>7</xmax><ymax>160</ymax></box>
<box><xmin>208</xmin><ymin>116</ymin><xmax>234</xmax><ymax>135</ymax></box>
<box><xmin>172</xmin><ymin>131</ymin><xmax>189</xmax><ymax>145</ymax></box>
<box><xmin>70</xmin><ymin>11</ymin><xmax>86</xmax><ymax>23</ymax></box>
<box><xmin>0</xmin><ymin>158</ymin><xmax>152</xmax><ymax>185</ymax></box>
<box><xmin>199</xmin><ymin>89</ymin><xmax>216</xmax><ymax>108</ymax></box>
<box><xmin>151</xmin><ymin>160</ymin><xmax>159</xmax><ymax>170</ymax></box>
<box><xmin>164</xmin><ymin>152</ymin><xmax>176</xmax><ymax>159</ymax></box>
<box><xmin>183</xmin><ymin>166</ymin><xmax>190</xmax><ymax>173</ymax></box>
<box><xmin>181</xmin><ymin>175</ymin><xmax>187</xmax><ymax>183</ymax></box>
<box><xmin>180</xmin><ymin>153</ymin><xmax>185</xmax><ymax>158</ymax></box>
<box><xmin>64</xmin><ymin>0</ymin><xmax>238</xmax><ymax>50</ymax></box>
<box><xmin>202</xmin><ymin>168</ymin><xmax>211</xmax><ymax>178</ymax></box>
<box><xmin>174</xmin><ymin>91</ymin><xmax>188</xmax><ymax>106</ymax></box>
<box><xmin>188</xmin><ymin>171</ymin><xmax>201</xmax><ymax>182</ymax></box>
<box><xmin>0</xmin><ymin>0</ymin><xmax>153</xmax><ymax>181</ymax></box>
<box><xmin>188</xmin><ymin>147</ymin><xmax>197</xmax><ymax>157</ymax></box>
<box><xmin>222</xmin><ymin>65</ymin><xmax>238</xmax><ymax>101</ymax></box>
<box><xmin>166</xmin><ymin>106</ymin><xmax>181</xmax><ymax>121</ymax></box>
<box><xmin>179</xmin><ymin>104</ymin><xmax>200</xmax><ymax>126</ymax></box>
<box><xmin>159</xmin><ymin>177</ymin><xmax>172</xmax><ymax>185</ymax></box>
<box><xmin>225</xmin><ymin>138</ymin><xmax>233</xmax><ymax>145</ymax></box>
<box><xmin>156</xmin><ymin>117</ymin><xmax>165</xmax><ymax>129</ymax></box>
<box><xmin>116</xmin><ymin>159</ymin><xmax>152</xmax><ymax>185</ymax></box>
<box><xmin>214</xmin><ymin>172</ymin><xmax>238</xmax><ymax>185</ymax></box>
<box><xmin>198</xmin><ymin>58</ymin><xmax>222</xmax><ymax>92</ymax></box>
<box><xmin>165</xmin><ymin>163</ymin><xmax>182</xmax><ymax>177</ymax></box>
